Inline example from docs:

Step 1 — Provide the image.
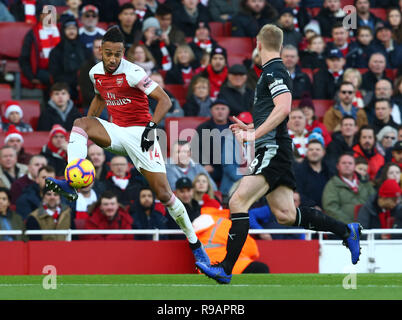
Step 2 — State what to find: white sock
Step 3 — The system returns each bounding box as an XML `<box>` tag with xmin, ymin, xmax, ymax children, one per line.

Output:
<box><xmin>67</xmin><ymin>127</ymin><xmax>88</xmax><ymax>163</ymax></box>
<box><xmin>165</xmin><ymin>194</ymin><xmax>198</xmax><ymax>244</ymax></box>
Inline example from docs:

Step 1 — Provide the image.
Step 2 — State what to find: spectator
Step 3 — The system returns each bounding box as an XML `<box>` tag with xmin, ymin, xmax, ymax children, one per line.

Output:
<box><xmin>300</xmin><ymin>34</ymin><xmax>326</xmax><ymax>69</ymax></box>
<box><xmin>83</xmin><ymin>190</ymin><xmax>133</xmax><ymax>240</ymax></box>
<box><xmin>295</xmin><ymin>138</ymin><xmax>335</xmax><ymax>209</ymax></box>
<box><xmin>60</xmin><ymin>0</ymin><xmax>82</xmax><ymax>21</ymax></box>
<box><xmin>145</xmin><ymin>0</ymin><xmax>160</xmax><ymax>14</ymax></box>
<box><xmin>87</xmin><ymin>143</ymin><xmax>109</xmax><ymax>182</ymax></box>
<box><xmin>0</xmin><ymin>3</ymin><xmax>14</xmax><ymax>22</ymax></box>
<box><xmin>373</xmin><ymin>99</ymin><xmax>399</xmax><ymax>133</ymax></box>
<box><xmin>231</xmin><ymin>0</ymin><xmax>277</xmax><ymax>37</ymax></box>
<box><xmin>78</xmin><ymin>37</ymin><xmax>108</xmax><ymax>120</ymax></box>
<box><xmin>355</xmin><ymin>0</ymin><xmax>384</xmax><ymax>34</ymax></box>
<box><xmin>375</xmin><ymin>162</ymin><xmax>401</xmax><ymax>190</ymax></box>
<box><xmin>132</xmin><ymin>0</ymin><xmax>155</xmax><ymax>22</ymax></box>
<box><xmin>195</xmin><ymin>99</ymin><xmax>233</xmax><ymax>183</ymax></box>
<box><xmin>117</xmin><ymin>3</ymin><xmax>142</xmax><ymax>50</ymax></box>
<box><xmin>197</xmin><ymin>46</ymin><xmax>228</xmax><ymax>99</ymax></box>
<box><xmin>371</xmin><ymin>22</ymin><xmax>402</xmax><ymax>68</ymax></box>
<box><xmin>1</xmin><ymin>101</ymin><xmax>33</xmax><ymax>133</ymax></box>
<box><xmin>193</xmin><ymin>205</ymin><xmax>270</xmax><ymax>273</ymax></box>
<box><xmin>10</xmin><ymin>0</ymin><xmax>45</xmax><ymax>23</ymax></box>
<box><xmin>172</xmin><ymin>0</ymin><xmax>210</xmax><ymax>37</ymax></box>
<box><xmin>288</xmin><ymin>108</ymin><xmax>310</xmax><ymax>161</ymax></box>
<box><xmin>347</xmin><ymin>26</ymin><xmax>374</xmax><ymax>68</ymax></box>
<box><xmin>16</xmin><ymin>165</ymin><xmax>56</xmax><ymax>220</ymax></box>
<box><xmin>131</xmin><ymin>186</ymin><xmax>168</xmax><ymax>240</ymax></box>
<box><xmin>142</xmin><ymin>16</ymin><xmax>175</xmax><ymax>71</ymax></box>
<box><xmin>192</xmin><ymin>173</ymin><xmax>219</xmax><ymax>206</ymax></box>
<box><xmin>389</xmin><ymin>140</ymin><xmax>402</xmax><ymax>171</ymax></box>
<box><xmin>281</xmin><ymin>44</ymin><xmax>312</xmax><ymax>99</ymax></box>
<box><xmin>325</xmin><ymin>23</ymin><xmax>351</xmax><ymax>61</ymax></box>
<box><xmin>208</xmin><ymin>0</ymin><xmax>240</xmax><ymax>22</ymax></box>
<box><xmin>81</xmin><ymin>0</ymin><xmax>120</xmax><ymax>23</ymax></box>
<box><xmin>361</xmin><ymin>52</ymin><xmax>389</xmax><ymax>92</ymax></box>
<box><xmin>188</xmin><ymin>21</ymin><xmax>218</xmax><ymax>67</ymax></box>
<box><xmin>37</xmin><ymin>82</ymin><xmax>82</xmax><ymax>132</ymax></box>
<box><xmin>25</xmin><ymin>190</ymin><xmax>74</xmax><ymax>241</ymax></box>
<box><xmin>78</xmin><ymin>5</ymin><xmax>106</xmax><ymax>53</ymax></box>
<box><xmin>277</xmin><ymin>8</ymin><xmax>303</xmax><ymax>48</ymax></box>
<box><xmin>3</xmin><ymin>126</ymin><xmax>33</xmax><ymax>165</ymax></box>
<box><xmin>246</xmin><ymin>48</ymin><xmax>262</xmax><ymax>91</ymax></box>
<box><xmin>148</xmin><ymin>72</ymin><xmax>184</xmax><ymax>129</ymax></box>
<box><xmin>357</xmin><ymin>179</ymin><xmax>402</xmax><ymax>238</ymax></box>
<box><xmin>353</xmin><ymin>125</ymin><xmax>385</xmax><ymax>180</ymax></box>
<box><xmin>217</xmin><ymin>64</ymin><xmax>254</xmax><ymax>116</ymax></box>
<box><xmin>155</xmin><ymin>4</ymin><xmax>186</xmax><ymax>47</ymax></box>
<box><xmin>366</xmin><ymin>79</ymin><xmax>401</xmax><ymax>125</ymax></box>
<box><xmin>323</xmin><ymin>81</ymin><xmax>368</xmax><ymax>132</ymax></box>
<box><xmin>183</xmin><ymin>76</ymin><xmax>213</xmax><ymax>117</ymax></box>
<box><xmin>312</xmin><ymin>48</ymin><xmax>346</xmax><ymax>99</ymax></box>
<box><xmin>19</xmin><ymin>5</ymin><xmax>61</xmax><ymax>88</ymax></box>
<box><xmin>0</xmin><ymin>146</ymin><xmax>28</xmax><ymax>190</ymax></box>
<box><xmin>392</xmin><ymin>76</ymin><xmax>402</xmax><ymax>111</ymax></box>
<box><xmin>280</xmin><ymin>0</ymin><xmax>311</xmax><ymax>34</ymax></box>
<box><xmin>0</xmin><ymin>187</ymin><xmax>24</xmax><ymax>241</ymax></box>
<box><xmin>315</xmin><ymin>0</ymin><xmax>346</xmax><ymax>38</ymax></box>
<box><xmin>322</xmin><ymin>153</ymin><xmax>375</xmax><ymax>224</ymax></box>
<box><xmin>166</xmin><ymin>140</ymin><xmax>218</xmax><ymax>191</ymax></box>
<box><xmin>342</xmin><ymin>68</ymin><xmax>372</xmax><ymax>109</ymax></box>
<box><xmin>126</xmin><ymin>43</ymin><xmax>156</xmax><ymax>76</ymax></box>
<box><xmin>326</xmin><ymin>116</ymin><xmax>358</xmax><ymax>166</ymax></box>
<box><xmin>299</xmin><ymin>96</ymin><xmax>332</xmax><ymax>146</ymax></box>
<box><xmin>104</xmin><ymin>156</ymin><xmax>147</xmax><ymax>207</ymax></box>
<box><xmin>355</xmin><ymin>156</ymin><xmax>370</xmax><ymax>182</ymax></box>
<box><xmin>165</xmin><ymin>44</ymin><xmax>200</xmax><ymax>86</ymax></box>
<box><xmin>74</xmin><ymin>182</ymin><xmax>100</xmax><ymax>220</ymax></box>
<box><xmin>40</xmin><ymin>125</ymin><xmax>68</xmax><ymax>177</ymax></box>
<box><xmin>10</xmin><ymin>155</ymin><xmax>47</xmax><ymax>205</ymax></box>
<box><xmin>388</xmin><ymin>7</ymin><xmax>402</xmax><ymax>44</ymax></box>
<box><xmin>376</xmin><ymin>125</ymin><xmax>398</xmax><ymax>158</ymax></box>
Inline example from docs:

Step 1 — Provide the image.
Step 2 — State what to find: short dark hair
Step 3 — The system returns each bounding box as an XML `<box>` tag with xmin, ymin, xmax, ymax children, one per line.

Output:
<box><xmin>332</xmin><ymin>21</ymin><xmax>347</xmax><ymax>32</ymax></box>
<box><xmin>118</xmin><ymin>3</ymin><xmax>135</xmax><ymax>15</ymax></box>
<box><xmin>357</xmin><ymin>25</ymin><xmax>373</xmax><ymax>36</ymax></box>
<box><xmin>50</xmin><ymin>82</ymin><xmax>70</xmax><ymax>94</ymax></box>
<box><xmin>375</xmin><ymin>98</ymin><xmax>392</xmax><ymax>108</ymax></box>
<box><xmin>102</xmin><ymin>25</ymin><xmax>125</xmax><ymax>45</ymax></box>
<box><xmin>341</xmin><ymin>115</ymin><xmax>357</xmax><ymax>125</ymax></box>
<box><xmin>357</xmin><ymin>124</ymin><xmax>376</xmax><ymax>143</ymax></box>
<box><xmin>38</xmin><ymin>165</ymin><xmax>56</xmax><ymax>176</ymax></box>
<box><xmin>337</xmin><ymin>152</ymin><xmax>355</xmax><ymax>164</ymax></box>
<box><xmin>156</xmin><ymin>4</ymin><xmax>172</xmax><ymax>16</ymax></box>
<box><xmin>100</xmin><ymin>190</ymin><xmax>118</xmax><ymax>201</ymax></box>
<box><xmin>0</xmin><ymin>187</ymin><xmax>10</xmax><ymax>201</ymax></box>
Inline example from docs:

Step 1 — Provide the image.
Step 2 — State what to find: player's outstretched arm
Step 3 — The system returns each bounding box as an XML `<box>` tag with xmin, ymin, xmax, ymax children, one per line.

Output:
<box><xmin>254</xmin><ymin>92</ymin><xmax>292</xmax><ymax>140</ymax></box>
<box><xmin>148</xmin><ymin>86</ymin><xmax>172</xmax><ymax>124</ymax></box>
<box><xmin>87</xmin><ymin>94</ymin><xmax>107</xmax><ymax>118</ymax></box>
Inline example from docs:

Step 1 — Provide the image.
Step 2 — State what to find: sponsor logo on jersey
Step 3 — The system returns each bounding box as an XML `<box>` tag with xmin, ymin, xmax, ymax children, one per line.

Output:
<box><xmin>116</xmin><ymin>77</ymin><xmax>124</xmax><ymax>87</ymax></box>
<box><xmin>268</xmin><ymin>78</ymin><xmax>283</xmax><ymax>89</ymax></box>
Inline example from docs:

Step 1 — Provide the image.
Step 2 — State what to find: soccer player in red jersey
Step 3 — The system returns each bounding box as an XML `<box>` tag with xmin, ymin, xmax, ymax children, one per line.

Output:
<box><xmin>46</xmin><ymin>26</ymin><xmax>210</xmax><ymax>265</ymax></box>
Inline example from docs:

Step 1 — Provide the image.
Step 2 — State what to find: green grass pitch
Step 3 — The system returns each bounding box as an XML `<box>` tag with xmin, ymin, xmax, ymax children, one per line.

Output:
<box><xmin>0</xmin><ymin>273</ymin><xmax>401</xmax><ymax>300</ymax></box>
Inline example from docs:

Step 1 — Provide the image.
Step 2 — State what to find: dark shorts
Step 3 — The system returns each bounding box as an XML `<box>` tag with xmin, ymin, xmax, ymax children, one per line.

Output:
<box><xmin>248</xmin><ymin>142</ymin><xmax>296</xmax><ymax>194</ymax></box>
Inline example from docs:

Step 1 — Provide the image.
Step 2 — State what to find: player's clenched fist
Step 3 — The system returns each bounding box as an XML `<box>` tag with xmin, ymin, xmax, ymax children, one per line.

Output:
<box><xmin>141</xmin><ymin>121</ymin><xmax>157</xmax><ymax>152</ymax></box>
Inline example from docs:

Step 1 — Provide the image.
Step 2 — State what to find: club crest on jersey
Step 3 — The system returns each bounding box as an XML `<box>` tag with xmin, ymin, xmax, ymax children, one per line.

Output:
<box><xmin>116</xmin><ymin>77</ymin><xmax>124</xmax><ymax>87</ymax></box>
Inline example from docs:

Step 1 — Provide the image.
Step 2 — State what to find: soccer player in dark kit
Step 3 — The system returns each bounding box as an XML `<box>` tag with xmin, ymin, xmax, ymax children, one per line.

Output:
<box><xmin>196</xmin><ymin>24</ymin><xmax>363</xmax><ymax>284</ymax></box>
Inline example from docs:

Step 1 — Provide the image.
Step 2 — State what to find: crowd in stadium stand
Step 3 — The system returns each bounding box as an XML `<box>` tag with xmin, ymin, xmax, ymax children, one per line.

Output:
<box><xmin>0</xmin><ymin>0</ymin><xmax>402</xmax><ymax>243</ymax></box>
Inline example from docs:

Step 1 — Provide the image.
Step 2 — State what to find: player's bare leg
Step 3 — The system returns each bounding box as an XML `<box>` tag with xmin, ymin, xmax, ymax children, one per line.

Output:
<box><xmin>140</xmin><ymin>168</ymin><xmax>210</xmax><ymax>265</ymax></box>
<box><xmin>46</xmin><ymin>117</ymin><xmax>111</xmax><ymax>201</ymax></box>
<box><xmin>196</xmin><ymin>175</ymin><xmax>269</xmax><ymax>284</ymax></box>
<box><xmin>267</xmin><ymin>185</ymin><xmax>362</xmax><ymax>264</ymax></box>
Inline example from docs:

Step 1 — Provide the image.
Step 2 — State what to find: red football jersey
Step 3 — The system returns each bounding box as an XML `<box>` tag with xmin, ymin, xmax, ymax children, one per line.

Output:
<box><xmin>89</xmin><ymin>59</ymin><xmax>158</xmax><ymax>127</ymax></box>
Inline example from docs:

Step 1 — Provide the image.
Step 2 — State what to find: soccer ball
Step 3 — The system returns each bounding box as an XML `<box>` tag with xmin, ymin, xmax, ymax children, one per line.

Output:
<box><xmin>64</xmin><ymin>159</ymin><xmax>96</xmax><ymax>188</ymax></box>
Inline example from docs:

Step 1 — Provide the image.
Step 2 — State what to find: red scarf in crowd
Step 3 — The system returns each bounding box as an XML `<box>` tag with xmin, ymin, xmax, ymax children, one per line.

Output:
<box><xmin>47</xmin><ymin>139</ymin><xmax>67</xmax><ymax>161</ymax></box>
<box><xmin>288</xmin><ymin>129</ymin><xmax>309</xmax><ymax>158</ymax></box>
<box><xmin>329</xmin><ymin>69</ymin><xmax>343</xmax><ymax>80</ymax></box>
<box><xmin>181</xmin><ymin>66</ymin><xmax>193</xmax><ymax>87</ymax></box>
<box><xmin>206</xmin><ymin>64</ymin><xmax>228</xmax><ymax>99</ymax></box>
<box><xmin>43</xmin><ymin>204</ymin><xmax>61</xmax><ymax>223</ymax></box>
<box><xmin>352</xmin><ymin>90</ymin><xmax>364</xmax><ymax>109</ymax></box>
<box><xmin>135</xmin><ymin>9</ymin><xmax>146</xmax><ymax>22</ymax></box>
<box><xmin>339</xmin><ymin>173</ymin><xmax>359</xmax><ymax>193</ymax></box>
<box><xmin>106</xmin><ymin>170</ymin><xmax>132</xmax><ymax>190</ymax></box>
<box><xmin>290</xmin><ymin>6</ymin><xmax>300</xmax><ymax>32</ymax></box>
<box><xmin>159</xmin><ymin>41</ymin><xmax>172</xmax><ymax>71</ymax></box>
<box><xmin>193</xmin><ymin>37</ymin><xmax>213</xmax><ymax>53</ymax></box>
<box><xmin>23</xmin><ymin>0</ymin><xmax>37</xmax><ymax>24</ymax></box>
<box><xmin>33</xmin><ymin>22</ymin><xmax>61</xmax><ymax>69</ymax></box>
<box><xmin>378</xmin><ymin>209</ymin><xmax>391</xmax><ymax>229</ymax></box>
<box><xmin>392</xmin><ymin>158</ymin><xmax>402</xmax><ymax>170</ymax></box>
<box><xmin>254</xmin><ymin>64</ymin><xmax>262</xmax><ymax>78</ymax></box>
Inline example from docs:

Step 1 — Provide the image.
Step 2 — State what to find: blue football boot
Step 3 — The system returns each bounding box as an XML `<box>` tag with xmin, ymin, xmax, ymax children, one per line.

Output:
<box><xmin>45</xmin><ymin>177</ymin><xmax>78</xmax><ymax>202</ymax></box>
<box><xmin>192</xmin><ymin>243</ymin><xmax>210</xmax><ymax>266</ymax></box>
<box><xmin>343</xmin><ymin>223</ymin><xmax>363</xmax><ymax>265</ymax></box>
<box><xmin>196</xmin><ymin>262</ymin><xmax>232</xmax><ymax>284</ymax></box>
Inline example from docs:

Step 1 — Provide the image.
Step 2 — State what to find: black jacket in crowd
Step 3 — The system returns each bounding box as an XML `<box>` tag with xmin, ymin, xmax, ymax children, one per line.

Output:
<box><xmin>290</xmin><ymin>65</ymin><xmax>312</xmax><ymax>99</ymax></box>
<box><xmin>37</xmin><ymin>99</ymin><xmax>82</xmax><ymax>132</ymax></box>
<box><xmin>172</xmin><ymin>3</ymin><xmax>210</xmax><ymax>37</ymax></box>
<box><xmin>217</xmin><ymin>83</ymin><xmax>254</xmax><ymax>116</ymax></box>
<box><xmin>312</xmin><ymin>68</ymin><xmax>344</xmax><ymax>100</ymax></box>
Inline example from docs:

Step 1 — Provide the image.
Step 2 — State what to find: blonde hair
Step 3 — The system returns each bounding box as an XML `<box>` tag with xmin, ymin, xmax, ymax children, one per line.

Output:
<box><xmin>257</xmin><ymin>24</ymin><xmax>283</xmax><ymax>52</ymax></box>
<box><xmin>173</xmin><ymin>44</ymin><xmax>196</xmax><ymax>65</ymax></box>
<box><xmin>343</xmin><ymin>68</ymin><xmax>362</xmax><ymax>89</ymax></box>
<box><xmin>192</xmin><ymin>173</ymin><xmax>215</xmax><ymax>201</ymax></box>
<box><xmin>126</xmin><ymin>43</ymin><xmax>156</xmax><ymax>64</ymax></box>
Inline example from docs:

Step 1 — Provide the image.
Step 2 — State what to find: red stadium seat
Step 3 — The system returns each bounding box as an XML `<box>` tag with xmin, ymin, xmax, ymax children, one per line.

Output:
<box><xmin>370</xmin><ymin>8</ymin><xmax>387</xmax><ymax>21</ymax></box>
<box><xmin>223</xmin><ymin>21</ymin><xmax>232</xmax><ymax>37</ymax></box>
<box><xmin>214</xmin><ymin>36</ymin><xmax>254</xmax><ymax>59</ymax></box>
<box><xmin>0</xmin><ymin>84</ymin><xmax>12</xmax><ymax>102</ymax></box>
<box><xmin>0</xmin><ymin>131</ymin><xmax>49</xmax><ymax>154</ymax></box>
<box><xmin>118</xmin><ymin>0</ymin><xmax>131</xmax><ymax>5</ymax></box>
<box><xmin>0</xmin><ymin>23</ymin><xmax>31</xmax><ymax>60</ymax></box>
<box><xmin>306</xmin><ymin>7</ymin><xmax>321</xmax><ymax>18</ymax></box>
<box><xmin>385</xmin><ymin>69</ymin><xmax>398</xmax><ymax>81</ymax></box>
<box><xmin>97</xmin><ymin>22</ymin><xmax>109</xmax><ymax>31</ymax></box>
<box><xmin>164</xmin><ymin>116</ymin><xmax>209</xmax><ymax>156</ymax></box>
<box><xmin>301</xmin><ymin>68</ymin><xmax>314</xmax><ymax>83</ymax></box>
<box><xmin>227</xmin><ymin>54</ymin><xmax>247</xmax><ymax>66</ymax></box>
<box><xmin>313</xmin><ymin>100</ymin><xmax>334</xmax><ymax>119</ymax></box>
<box><xmin>341</xmin><ymin>0</ymin><xmax>354</xmax><ymax>6</ymax></box>
<box><xmin>209</xmin><ymin>22</ymin><xmax>225</xmax><ymax>38</ymax></box>
<box><xmin>1</xmin><ymin>100</ymin><xmax>40</xmax><ymax>131</ymax></box>
<box><xmin>55</xmin><ymin>6</ymin><xmax>68</xmax><ymax>15</ymax></box>
<box><xmin>164</xmin><ymin>84</ymin><xmax>188</xmax><ymax>106</ymax></box>
<box><xmin>354</xmin><ymin>204</ymin><xmax>363</xmax><ymax>221</ymax></box>
<box><xmin>74</xmin><ymin>218</ymin><xmax>87</xmax><ymax>230</ymax></box>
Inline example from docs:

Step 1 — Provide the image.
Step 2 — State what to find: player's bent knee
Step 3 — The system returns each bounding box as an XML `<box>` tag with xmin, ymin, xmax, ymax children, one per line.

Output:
<box><xmin>228</xmin><ymin>192</ymin><xmax>249</xmax><ymax>212</ymax></box>
<box><xmin>273</xmin><ymin>208</ymin><xmax>296</xmax><ymax>226</ymax></box>
<box><xmin>73</xmin><ymin>117</ymin><xmax>90</xmax><ymax>131</ymax></box>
